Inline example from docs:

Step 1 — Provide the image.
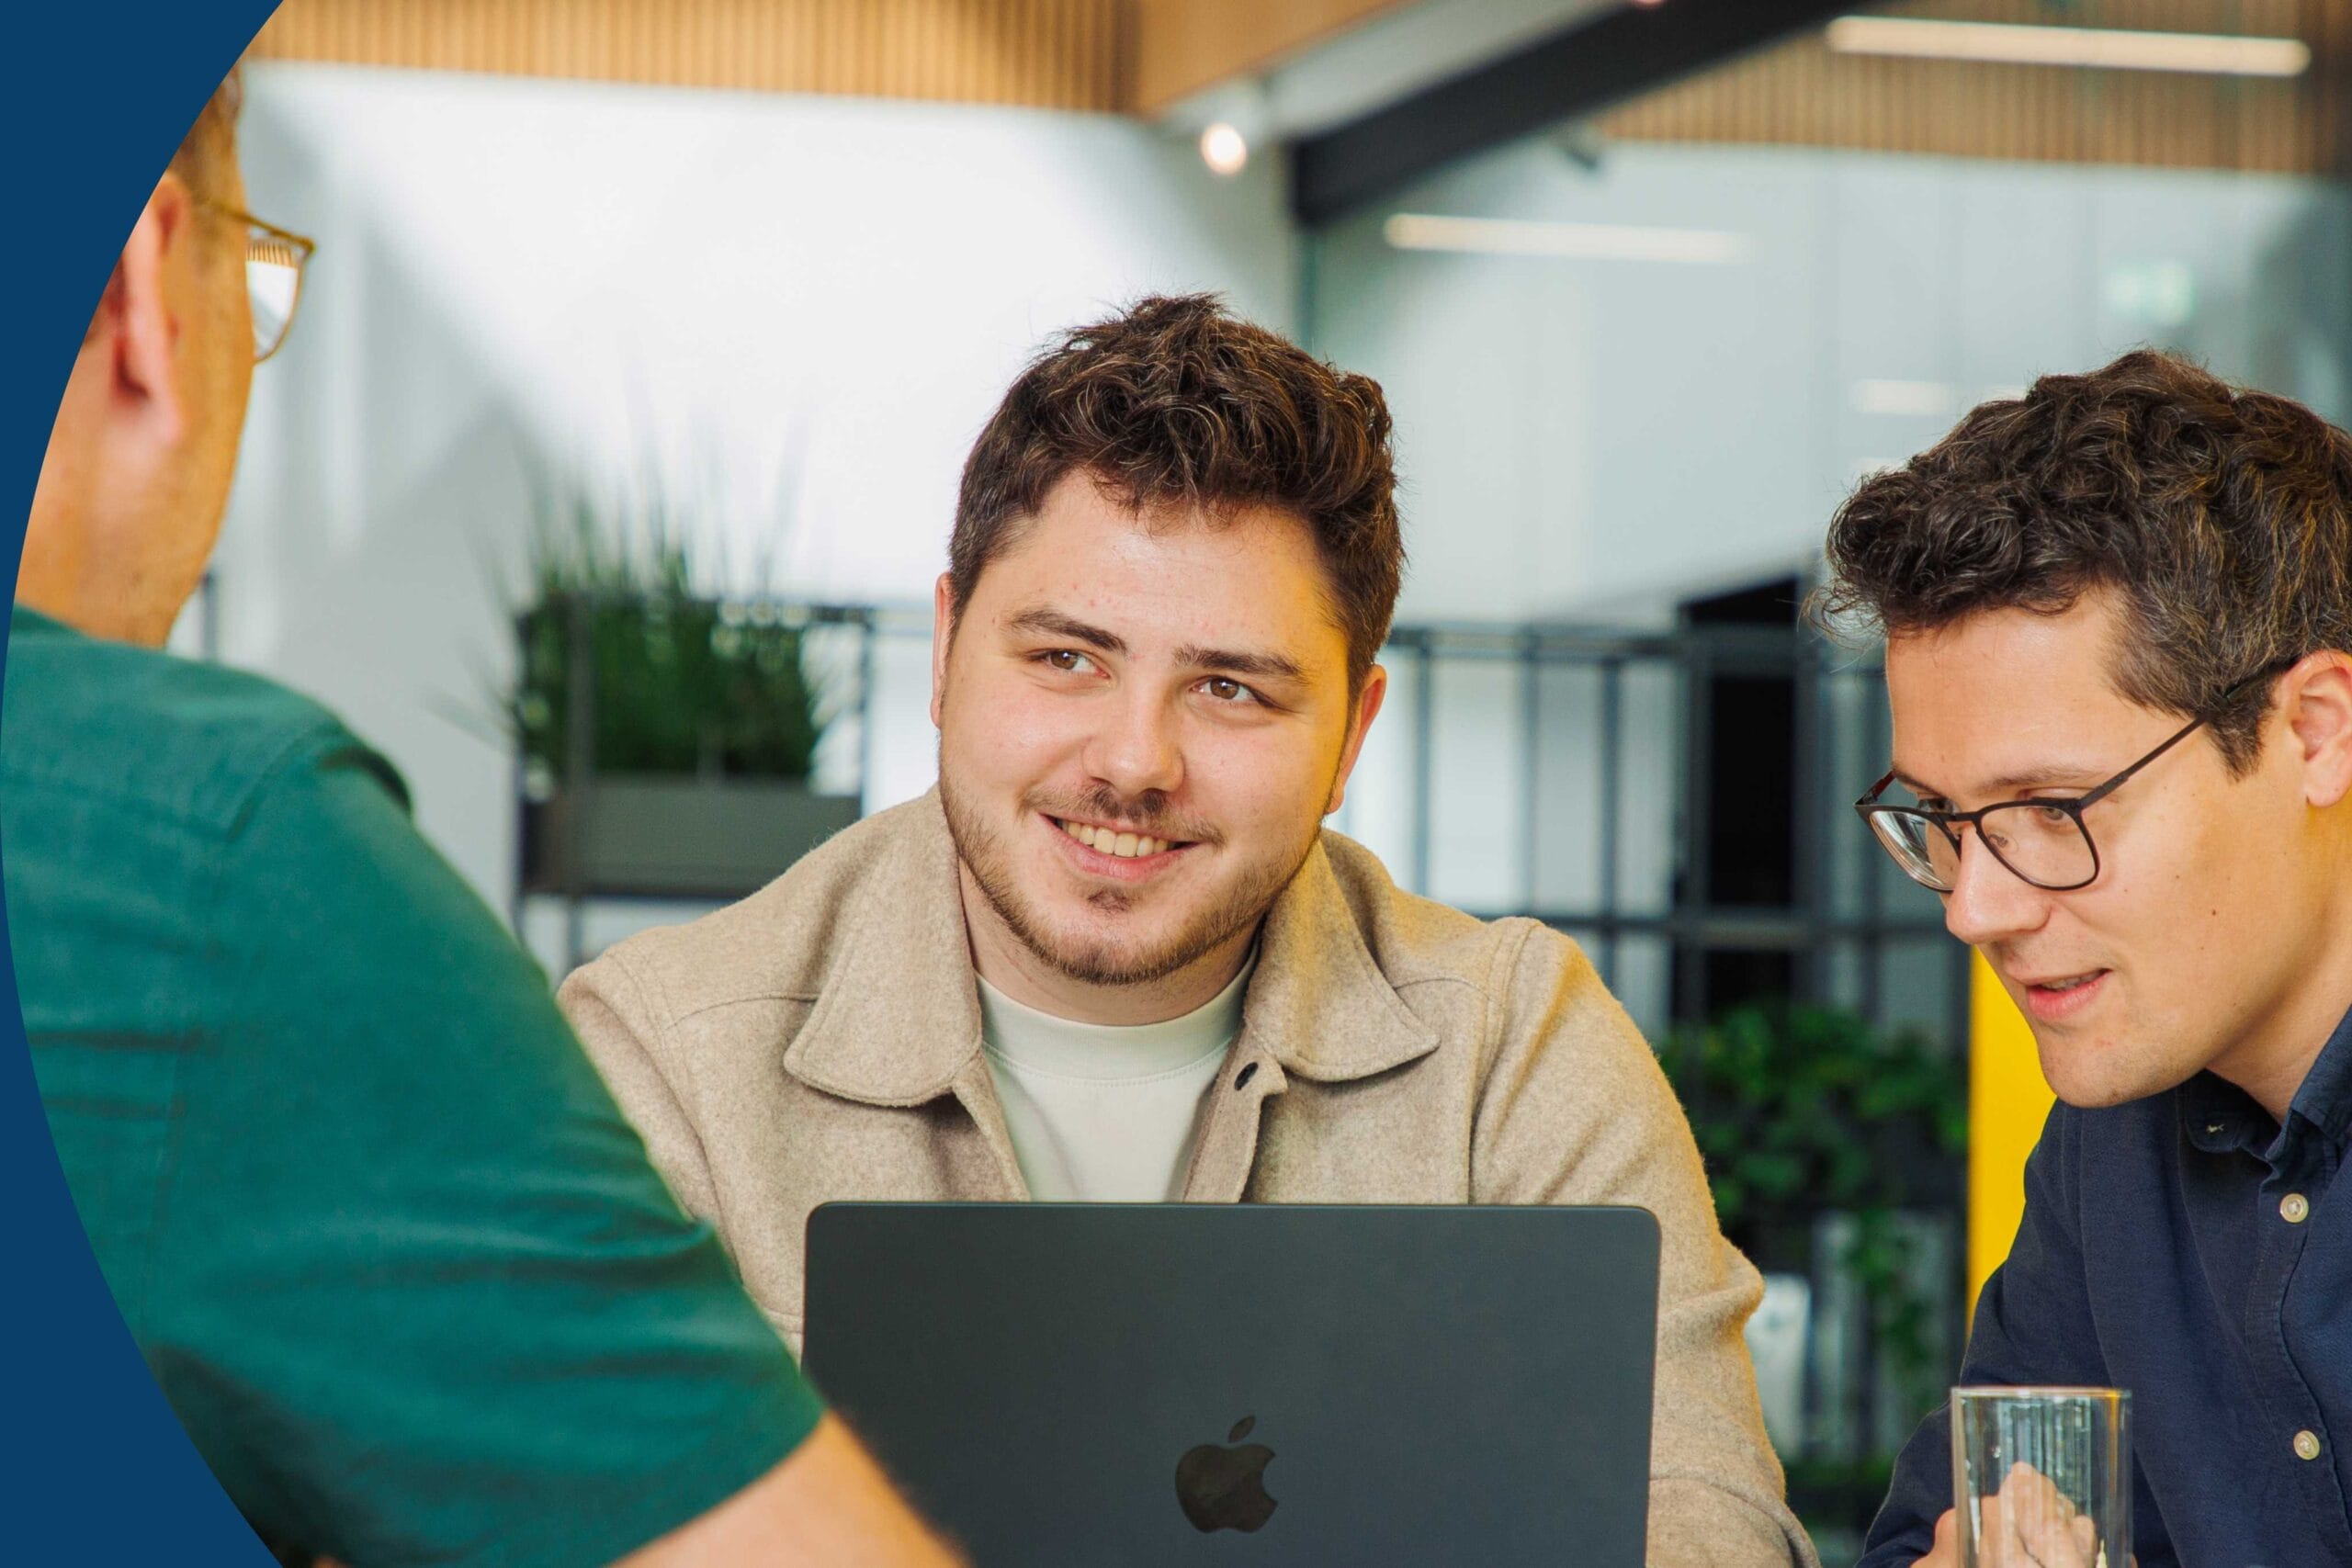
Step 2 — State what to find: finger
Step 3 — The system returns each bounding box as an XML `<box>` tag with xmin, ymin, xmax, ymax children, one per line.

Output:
<box><xmin>1976</xmin><ymin>1491</ymin><xmax>2024</xmax><ymax>1568</ymax></box>
<box><xmin>1998</xmin><ymin>1464</ymin><xmax>2093</xmax><ymax>1568</ymax></box>
<box><xmin>1915</xmin><ymin>1507</ymin><xmax>1960</xmax><ymax>1568</ymax></box>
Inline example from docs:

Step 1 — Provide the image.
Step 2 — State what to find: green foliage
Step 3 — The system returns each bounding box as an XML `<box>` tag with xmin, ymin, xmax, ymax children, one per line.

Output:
<box><xmin>1665</xmin><ymin>1004</ymin><xmax>1965</xmax><ymax>1226</ymax></box>
<box><xmin>1662</xmin><ymin>1002</ymin><xmax>1968</xmax><ymax>1421</ymax></box>
<box><xmin>508</xmin><ymin>478</ymin><xmax>829</xmax><ymax>786</ymax></box>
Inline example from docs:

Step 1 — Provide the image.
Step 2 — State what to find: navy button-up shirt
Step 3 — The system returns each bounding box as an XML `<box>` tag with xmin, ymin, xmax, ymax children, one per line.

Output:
<box><xmin>1860</xmin><ymin>1006</ymin><xmax>2352</xmax><ymax>1568</ymax></box>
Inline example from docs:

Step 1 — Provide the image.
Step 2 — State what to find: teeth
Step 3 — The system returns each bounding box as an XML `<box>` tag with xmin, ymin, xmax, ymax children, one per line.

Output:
<box><xmin>1057</xmin><ymin>819</ymin><xmax>1170</xmax><ymax>859</ymax></box>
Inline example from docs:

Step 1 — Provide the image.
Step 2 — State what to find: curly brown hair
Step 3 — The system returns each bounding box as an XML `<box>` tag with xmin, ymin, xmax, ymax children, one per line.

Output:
<box><xmin>949</xmin><ymin>294</ymin><xmax>1404</xmax><ymax>692</ymax></box>
<box><xmin>1815</xmin><ymin>348</ymin><xmax>2352</xmax><ymax>774</ymax></box>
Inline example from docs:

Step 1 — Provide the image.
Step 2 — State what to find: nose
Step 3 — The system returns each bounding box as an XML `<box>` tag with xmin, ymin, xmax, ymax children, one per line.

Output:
<box><xmin>1939</xmin><ymin>826</ymin><xmax>2052</xmax><ymax>950</ymax></box>
<box><xmin>1082</xmin><ymin>685</ymin><xmax>1184</xmax><ymax>801</ymax></box>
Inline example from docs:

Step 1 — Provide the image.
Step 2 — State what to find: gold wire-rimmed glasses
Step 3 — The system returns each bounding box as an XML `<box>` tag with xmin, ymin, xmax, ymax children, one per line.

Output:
<box><xmin>198</xmin><ymin>200</ymin><xmax>315</xmax><ymax>364</ymax></box>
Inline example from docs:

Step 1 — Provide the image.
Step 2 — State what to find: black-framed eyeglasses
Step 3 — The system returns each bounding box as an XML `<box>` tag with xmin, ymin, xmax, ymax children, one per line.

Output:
<box><xmin>198</xmin><ymin>200</ymin><xmax>316</xmax><ymax>364</ymax></box>
<box><xmin>1855</xmin><ymin>665</ymin><xmax>2287</xmax><ymax>894</ymax></box>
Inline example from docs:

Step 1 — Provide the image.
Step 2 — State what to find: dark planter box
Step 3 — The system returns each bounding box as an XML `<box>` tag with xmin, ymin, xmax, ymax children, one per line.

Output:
<box><xmin>522</xmin><ymin>776</ymin><xmax>862</xmax><ymax>900</ymax></box>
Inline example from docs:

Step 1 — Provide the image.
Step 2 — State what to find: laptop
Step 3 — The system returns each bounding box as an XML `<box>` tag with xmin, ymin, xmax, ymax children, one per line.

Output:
<box><xmin>802</xmin><ymin>1202</ymin><xmax>1660</xmax><ymax>1565</ymax></box>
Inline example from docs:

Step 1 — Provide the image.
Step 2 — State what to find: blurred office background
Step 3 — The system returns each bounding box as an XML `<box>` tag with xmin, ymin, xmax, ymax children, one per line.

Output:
<box><xmin>198</xmin><ymin>0</ymin><xmax>2352</xmax><ymax>1551</ymax></box>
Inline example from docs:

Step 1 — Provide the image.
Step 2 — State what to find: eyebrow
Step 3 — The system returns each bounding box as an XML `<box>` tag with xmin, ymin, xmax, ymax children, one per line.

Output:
<box><xmin>1005</xmin><ymin>608</ymin><xmax>1310</xmax><ymax>686</ymax></box>
<box><xmin>1173</xmin><ymin>643</ymin><xmax>1309</xmax><ymax>685</ymax></box>
<box><xmin>1005</xmin><ymin>608</ymin><xmax>1125</xmax><ymax>656</ymax></box>
<box><xmin>1891</xmin><ymin>762</ymin><xmax>2106</xmax><ymax>802</ymax></box>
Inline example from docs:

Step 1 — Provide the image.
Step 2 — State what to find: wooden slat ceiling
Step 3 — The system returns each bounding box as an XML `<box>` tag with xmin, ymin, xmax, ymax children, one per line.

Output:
<box><xmin>248</xmin><ymin>0</ymin><xmax>2352</xmax><ymax>176</ymax></box>
<box><xmin>250</xmin><ymin>0</ymin><xmax>1130</xmax><ymax>112</ymax></box>
<box><xmin>1127</xmin><ymin>0</ymin><xmax>1417</xmax><ymax>113</ymax></box>
<box><xmin>1602</xmin><ymin>0</ymin><xmax>2352</xmax><ymax>175</ymax></box>
<box><xmin>249</xmin><ymin>0</ymin><xmax>1408</xmax><ymax>116</ymax></box>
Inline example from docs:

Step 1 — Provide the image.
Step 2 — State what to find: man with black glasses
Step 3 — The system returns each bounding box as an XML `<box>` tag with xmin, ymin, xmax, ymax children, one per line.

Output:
<box><xmin>1821</xmin><ymin>350</ymin><xmax>2352</xmax><ymax>1568</ymax></box>
<box><xmin>11</xmin><ymin>69</ymin><xmax>956</xmax><ymax>1568</ymax></box>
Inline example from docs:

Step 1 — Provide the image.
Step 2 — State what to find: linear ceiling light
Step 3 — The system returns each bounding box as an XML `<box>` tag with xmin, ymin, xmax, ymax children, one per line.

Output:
<box><xmin>1825</xmin><ymin>17</ymin><xmax>2311</xmax><ymax>77</ymax></box>
<box><xmin>1383</xmin><ymin>213</ymin><xmax>1748</xmax><ymax>265</ymax></box>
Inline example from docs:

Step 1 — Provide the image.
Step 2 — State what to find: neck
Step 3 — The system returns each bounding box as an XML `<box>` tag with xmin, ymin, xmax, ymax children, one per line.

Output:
<box><xmin>14</xmin><ymin>576</ymin><xmax>175</xmax><ymax>647</ymax></box>
<box><xmin>2216</xmin><ymin>1034</ymin><xmax>2328</xmax><ymax>1125</ymax></box>
<box><xmin>19</xmin><ymin>504</ymin><xmax>178</xmax><ymax>648</ymax></box>
<box><xmin>956</xmin><ymin>864</ymin><xmax>1258</xmax><ymax>1027</ymax></box>
<box><xmin>2210</xmin><ymin>879</ymin><xmax>2352</xmax><ymax>1122</ymax></box>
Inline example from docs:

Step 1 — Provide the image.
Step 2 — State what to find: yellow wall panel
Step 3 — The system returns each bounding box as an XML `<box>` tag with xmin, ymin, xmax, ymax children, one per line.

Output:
<box><xmin>1968</xmin><ymin>951</ymin><xmax>2054</xmax><ymax>1314</ymax></box>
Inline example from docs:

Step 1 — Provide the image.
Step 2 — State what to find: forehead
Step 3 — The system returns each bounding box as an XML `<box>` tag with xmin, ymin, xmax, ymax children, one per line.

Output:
<box><xmin>1883</xmin><ymin>596</ymin><xmax>2154</xmax><ymax>789</ymax></box>
<box><xmin>972</xmin><ymin>474</ymin><xmax>1349</xmax><ymax>661</ymax></box>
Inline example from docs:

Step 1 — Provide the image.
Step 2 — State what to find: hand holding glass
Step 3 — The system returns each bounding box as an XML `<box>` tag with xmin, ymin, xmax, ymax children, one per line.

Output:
<box><xmin>1951</xmin><ymin>1388</ymin><xmax>2131</xmax><ymax>1568</ymax></box>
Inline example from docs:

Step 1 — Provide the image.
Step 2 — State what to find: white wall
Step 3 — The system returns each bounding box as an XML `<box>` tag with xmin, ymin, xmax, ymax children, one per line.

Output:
<box><xmin>217</xmin><ymin>62</ymin><xmax>1298</xmax><ymax>919</ymax></box>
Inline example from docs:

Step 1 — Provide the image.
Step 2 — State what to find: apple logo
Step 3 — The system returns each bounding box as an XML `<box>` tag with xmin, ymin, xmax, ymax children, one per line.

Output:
<box><xmin>1174</xmin><ymin>1415</ymin><xmax>1279</xmax><ymax>1533</ymax></box>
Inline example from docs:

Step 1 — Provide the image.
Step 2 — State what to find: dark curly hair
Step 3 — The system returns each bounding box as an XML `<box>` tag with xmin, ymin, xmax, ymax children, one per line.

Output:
<box><xmin>1814</xmin><ymin>349</ymin><xmax>2352</xmax><ymax>774</ymax></box>
<box><xmin>950</xmin><ymin>293</ymin><xmax>1403</xmax><ymax>692</ymax></box>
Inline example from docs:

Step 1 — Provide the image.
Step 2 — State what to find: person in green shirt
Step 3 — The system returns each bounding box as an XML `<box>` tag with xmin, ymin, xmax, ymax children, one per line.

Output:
<box><xmin>8</xmin><ymin>67</ymin><xmax>958</xmax><ymax>1568</ymax></box>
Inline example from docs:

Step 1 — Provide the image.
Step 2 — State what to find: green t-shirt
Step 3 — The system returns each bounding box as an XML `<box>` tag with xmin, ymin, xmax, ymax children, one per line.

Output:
<box><xmin>4</xmin><ymin>605</ymin><xmax>822</xmax><ymax>1568</ymax></box>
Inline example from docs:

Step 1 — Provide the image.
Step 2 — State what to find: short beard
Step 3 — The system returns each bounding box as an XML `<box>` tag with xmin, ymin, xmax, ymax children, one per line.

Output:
<box><xmin>939</xmin><ymin>772</ymin><xmax>1314</xmax><ymax>988</ymax></box>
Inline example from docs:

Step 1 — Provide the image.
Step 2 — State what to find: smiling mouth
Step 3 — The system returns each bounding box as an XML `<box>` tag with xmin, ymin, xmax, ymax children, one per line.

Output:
<box><xmin>1052</xmin><ymin>816</ymin><xmax>1188</xmax><ymax>860</ymax></box>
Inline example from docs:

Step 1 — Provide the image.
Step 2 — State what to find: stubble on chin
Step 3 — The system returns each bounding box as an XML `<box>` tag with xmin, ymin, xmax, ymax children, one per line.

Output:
<box><xmin>938</xmin><ymin>773</ymin><xmax>1309</xmax><ymax>988</ymax></box>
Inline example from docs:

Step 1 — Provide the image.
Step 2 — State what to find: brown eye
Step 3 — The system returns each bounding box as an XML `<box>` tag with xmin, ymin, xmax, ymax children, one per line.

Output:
<box><xmin>1202</xmin><ymin>677</ymin><xmax>1251</xmax><ymax>704</ymax></box>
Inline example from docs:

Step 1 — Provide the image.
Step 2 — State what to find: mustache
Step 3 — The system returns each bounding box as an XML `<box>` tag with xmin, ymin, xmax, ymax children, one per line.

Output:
<box><xmin>1025</xmin><ymin>784</ymin><xmax>1222</xmax><ymax>847</ymax></box>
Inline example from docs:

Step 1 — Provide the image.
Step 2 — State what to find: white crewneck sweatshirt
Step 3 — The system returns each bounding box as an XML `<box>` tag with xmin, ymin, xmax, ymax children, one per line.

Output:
<box><xmin>977</xmin><ymin>954</ymin><xmax>1254</xmax><ymax>1202</ymax></box>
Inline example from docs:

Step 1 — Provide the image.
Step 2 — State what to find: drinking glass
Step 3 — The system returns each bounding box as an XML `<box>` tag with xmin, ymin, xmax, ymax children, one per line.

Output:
<box><xmin>1951</xmin><ymin>1387</ymin><xmax>2131</xmax><ymax>1568</ymax></box>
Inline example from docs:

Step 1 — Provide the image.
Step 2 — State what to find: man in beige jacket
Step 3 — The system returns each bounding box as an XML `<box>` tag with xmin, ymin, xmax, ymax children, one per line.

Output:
<box><xmin>561</xmin><ymin>295</ymin><xmax>1815</xmax><ymax>1567</ymax></box>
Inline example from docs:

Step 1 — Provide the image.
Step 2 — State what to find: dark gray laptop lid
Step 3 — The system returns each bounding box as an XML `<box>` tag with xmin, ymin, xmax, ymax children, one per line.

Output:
<box><xmin>803</xmin><ymin>1202</ymin><xmax>1660</xmax><ymax>1566</ymax></box>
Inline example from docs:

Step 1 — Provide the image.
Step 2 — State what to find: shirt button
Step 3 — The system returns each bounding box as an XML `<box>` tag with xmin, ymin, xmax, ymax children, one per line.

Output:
<box><xmin>2281</xmin><ymin>1193</ymin><xmax>2312</xmax><ymax>1224</ymax></box>
<box><xmin>2294</xmin><ymin>1430</ymin><xmax>2323</xmax><ymax>1461</ymax></box>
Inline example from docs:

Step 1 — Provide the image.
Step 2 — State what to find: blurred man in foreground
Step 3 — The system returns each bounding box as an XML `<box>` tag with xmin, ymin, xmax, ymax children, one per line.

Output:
<box><xmin>562</xmin><ymin>294</ymin><xmax>1816</xmax><ymax>1567</ymax></box>
<box><xmin>9</xmin><ymin>71</ymin><xmax>957</xmax><ymax>1568</ymax></box>
<box><xmin>1823</xmin><ymin>351</ymin><xmax>2352</xmax><ymax>1567</ymax></box>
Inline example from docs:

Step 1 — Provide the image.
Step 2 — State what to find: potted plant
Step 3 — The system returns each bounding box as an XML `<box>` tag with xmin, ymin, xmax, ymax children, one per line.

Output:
<box><xmin>509</xmin><ymin>478</ymin><xmax>861</xmax><ymax>901</ymax></box>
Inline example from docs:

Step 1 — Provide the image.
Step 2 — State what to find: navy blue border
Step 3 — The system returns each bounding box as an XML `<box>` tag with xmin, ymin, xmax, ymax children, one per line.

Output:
<box><xmin>5</xmin><ymin>6</ymin><xmax>283</xmax><ymax>1560</ymax></box>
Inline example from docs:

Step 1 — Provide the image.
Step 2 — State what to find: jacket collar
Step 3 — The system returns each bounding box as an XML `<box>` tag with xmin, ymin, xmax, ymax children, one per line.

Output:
<box><xmin>1235</xmin><ymin>839</ymin><xmax>1440</xmax><ymax>1083</ymax></box>
<box><xmin>780</xmin><ymin>792</ymin><xmax>986</xmax><ymax>1105</ymax></box>
<box><xmin>10</xmin><ymin>604</ymin><xmax>70</xmax><ymax>638</ymax></box>
<box><xmin>781</xmin><ymin>791</ymin><xmax>1438</xmax><ymax>1106</ymax></box>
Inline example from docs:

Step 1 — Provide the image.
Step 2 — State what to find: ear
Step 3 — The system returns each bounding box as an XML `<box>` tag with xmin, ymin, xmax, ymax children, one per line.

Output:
<box><xmin>1322</xmin><ymin>663</ymin><xmax>1388</xmax><ymax>816</ymax></box>
<box><xmin>2282</xmin><ymin>652</ymin><xmax>2352</xmax><ymax>808</ymax></box>
<box><xmin>104</xmin><ymin>175</ymin><xmax>199</xmax><ymax>436</ymax></box>
<box><xmin>929</xmin><ymin>572</ymin><xmax>956</xmax><ymax>729</ymax></box>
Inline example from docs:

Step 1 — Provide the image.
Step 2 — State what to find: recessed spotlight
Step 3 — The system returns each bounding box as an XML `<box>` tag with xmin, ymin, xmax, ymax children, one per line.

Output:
<box><xmin>1199</xmin><ymin>122</ymin><xmax>1249</xmax><ymax>177</ymax></box>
